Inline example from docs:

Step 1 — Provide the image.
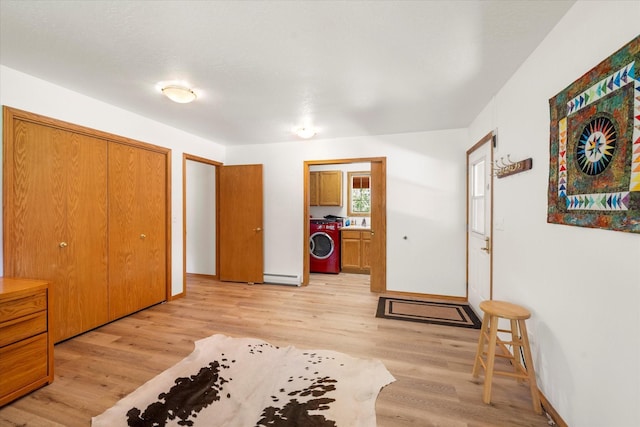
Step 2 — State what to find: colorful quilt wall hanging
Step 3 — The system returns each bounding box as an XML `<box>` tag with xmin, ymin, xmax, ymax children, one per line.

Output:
<box><xmin>548</xmin><ymin>35</ymin><xmax>640</xmax><ymax>233</ymax></box>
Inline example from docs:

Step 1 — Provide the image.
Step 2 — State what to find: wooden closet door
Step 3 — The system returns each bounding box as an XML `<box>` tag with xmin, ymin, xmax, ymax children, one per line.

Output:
<box><xmin>108</xmin><ymin>143</ymin><xmax>167</xmax><ymax>320</ymax></box>
<box><xmin>5</xmin><ymin>120</ymin><xmax>109</xmax><ymax>342</ymax></box>
<box><xmin>219</xmin><ymin>164</ymin><xmax>264</xmax><ymax>283</ymax></box>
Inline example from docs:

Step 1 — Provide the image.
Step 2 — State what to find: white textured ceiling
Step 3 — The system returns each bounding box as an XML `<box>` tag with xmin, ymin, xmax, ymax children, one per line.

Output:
<box><xmin>0</xmin><ymin>0</ymin><xmax>574</xmax><ymax>145</ymax></box>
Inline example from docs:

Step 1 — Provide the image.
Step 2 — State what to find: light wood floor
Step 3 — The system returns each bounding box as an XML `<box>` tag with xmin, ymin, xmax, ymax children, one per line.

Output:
<box><xmin>0</xmin><ymin>273</ymin><xmax>550</xmax><ymax>426</ymax></box>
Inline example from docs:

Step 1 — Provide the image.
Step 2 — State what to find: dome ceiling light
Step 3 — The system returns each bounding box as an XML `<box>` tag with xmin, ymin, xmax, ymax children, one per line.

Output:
<box><xmin>294</xmin><ymin>126</ymin><xmax>316</xmax><ymax>139</ymax></box>
<box><xmin>158</xmin><ymin>82</ymin><xmax>197</xmax><ymax>104</ymax></box>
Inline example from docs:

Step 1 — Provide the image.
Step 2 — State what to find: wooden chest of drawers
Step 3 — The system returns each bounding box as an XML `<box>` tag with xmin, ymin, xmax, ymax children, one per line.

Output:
<box><xmin>0</xmin><ymin>278</ymin><xmax>53</xmax><ymax>406</ymax></box>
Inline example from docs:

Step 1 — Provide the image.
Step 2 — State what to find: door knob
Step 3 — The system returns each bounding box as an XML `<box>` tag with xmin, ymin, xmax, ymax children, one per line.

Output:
<box><xmin>253</xmin><ymin>227</ymin><xmax>262</xmax><ymax>232</ymax></box>
<box><xmin>480</xmin><ymin>237</ymin><xmax>491</xmax><ymax>253</ymax></box>
<box><xmin>140</xmin><ymin>234</ymin><xmax>147</xmax><ymax>239</ymax></box>
<box><xmin>59</xmin><ymin>242</ymin><xmax>68</xmax><ymax>248</ymax></box>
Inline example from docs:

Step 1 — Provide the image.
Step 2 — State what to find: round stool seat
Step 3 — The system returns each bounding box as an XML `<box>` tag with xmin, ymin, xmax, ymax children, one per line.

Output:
<box><xmin>479</xmin><ymin>300</ymin><xmax>531</xmax><ymax>320</ymax></box>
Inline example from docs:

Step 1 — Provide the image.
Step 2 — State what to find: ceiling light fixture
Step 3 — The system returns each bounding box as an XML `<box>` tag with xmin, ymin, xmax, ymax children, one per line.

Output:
<box><xmin>160</xmin><ymin>83</ymin><xmax>197</xmax><ymax>104</ymax></box>
<box><xmin>295</xmin><ymin>126</ymin><xmax>316</xmax><ymax>139</ymax></box>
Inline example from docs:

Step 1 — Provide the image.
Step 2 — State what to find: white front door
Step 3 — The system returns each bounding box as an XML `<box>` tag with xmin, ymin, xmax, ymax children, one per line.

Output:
<box><xmin>467</xmin><ymin>133</ymin><xmax>493</xmax><ymax>309</ymax></box>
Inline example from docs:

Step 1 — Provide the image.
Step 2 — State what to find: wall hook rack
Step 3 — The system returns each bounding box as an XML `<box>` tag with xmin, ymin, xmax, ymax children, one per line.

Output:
<box><xmin>493</xmin><ymin>155</ymin><xmax>533</xmax><ymax>178</ymax></box>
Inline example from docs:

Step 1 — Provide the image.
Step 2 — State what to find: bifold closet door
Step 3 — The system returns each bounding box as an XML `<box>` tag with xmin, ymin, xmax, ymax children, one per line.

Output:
<box><xmin>4</xmin><ymin>119</ymin><xmax>109</xmax><ymax>342</ymax></box>
<box><xmin>108</xmin><ymin>142</ymin><xmax>167</xmax><ymax>320</ymax></box>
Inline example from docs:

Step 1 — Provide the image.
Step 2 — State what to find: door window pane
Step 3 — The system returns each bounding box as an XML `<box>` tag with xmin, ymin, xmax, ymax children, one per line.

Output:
<box><xmin>471</xmin><ymin>159</ymin><xmax>485</xmax><ymax>234</ymax></box>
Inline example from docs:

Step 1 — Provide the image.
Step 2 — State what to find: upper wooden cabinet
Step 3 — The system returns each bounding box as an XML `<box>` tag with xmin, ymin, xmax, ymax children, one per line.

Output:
<box><xmin>309</xmin><ymin>171</ymin><xmax>319</xmax><ymax>206</ymax></box>
<box><xmin>310</xmin><ymin>170</ymin><xmax>342</xmax><ymax>206</ymax></box>
<box><xmin>3</xmin><ymin>107</ymin><xmax>170</xmax><ymax>342</ymax></box>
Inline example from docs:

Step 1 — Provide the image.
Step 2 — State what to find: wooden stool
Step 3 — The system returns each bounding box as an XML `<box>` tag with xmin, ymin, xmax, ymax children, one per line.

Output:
<box><xmin>472</xmin><ymin>300</ymin><xmax>542</xmax><ymax>414</ymax></box>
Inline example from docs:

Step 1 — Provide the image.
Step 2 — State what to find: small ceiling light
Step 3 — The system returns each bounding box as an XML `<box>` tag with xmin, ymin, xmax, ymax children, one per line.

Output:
<box><xmin>295</xmin><ymin>127</ymin><xmax>316</xmax><ymax>139</ymax></box>
<box><xmin>160</xmin><ymin>84</ymin><xmax>197</xmax><ymax>104</ymax></box>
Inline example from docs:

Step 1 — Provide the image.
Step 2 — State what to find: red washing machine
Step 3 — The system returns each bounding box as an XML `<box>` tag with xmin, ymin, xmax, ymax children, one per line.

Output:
<box><xmin>309</xmin><ymin>219</ymin><xmax>341</xmax><ymax>273</ymax></box>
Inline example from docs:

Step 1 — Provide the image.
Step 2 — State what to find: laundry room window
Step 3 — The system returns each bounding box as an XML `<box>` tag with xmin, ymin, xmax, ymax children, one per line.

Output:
<box><xmin>348</xmin><ymin>172</ymin><xmax>371</xmax><ymax>216</ymax></box>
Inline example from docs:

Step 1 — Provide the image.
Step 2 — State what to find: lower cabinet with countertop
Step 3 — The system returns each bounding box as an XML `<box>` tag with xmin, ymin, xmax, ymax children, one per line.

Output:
<box><xmin>0</xmin><ymin>278</ymin><xmax>53</xmax><ymax>407</ymax></box>
<box><xmin>341</xmin><ymin>229</ymin><xmax>371</xmax><ymax>274</ymax></box>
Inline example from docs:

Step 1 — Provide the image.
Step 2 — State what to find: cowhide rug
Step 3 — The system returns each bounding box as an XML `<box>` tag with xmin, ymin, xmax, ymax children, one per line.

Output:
<box><xmin>92</xmin><ymin>334</ymin><xmax>395</xmax><ymax>427</ymax></box>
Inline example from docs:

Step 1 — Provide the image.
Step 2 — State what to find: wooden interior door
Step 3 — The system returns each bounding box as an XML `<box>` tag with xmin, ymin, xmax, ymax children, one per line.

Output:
<box><xmin>218</xmin><ymin>164</ymin><xmax>264</xmax><ymax>283</ymax></box>
<box><xmin>108</xmin><ymin>142</ymin><xmax>167</xmax><ymax>320</ymax></box>
<box><xmin>4</xmin><ymin>118</ymin><xmax>109</xmax><ymax>342</ymax></box>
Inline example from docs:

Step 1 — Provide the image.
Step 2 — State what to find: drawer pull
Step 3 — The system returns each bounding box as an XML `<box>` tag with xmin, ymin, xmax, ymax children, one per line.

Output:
<box><xmin>59</xmin><ymin>242</ymin><xmax>68</xmax><ymax>248</ymax></box>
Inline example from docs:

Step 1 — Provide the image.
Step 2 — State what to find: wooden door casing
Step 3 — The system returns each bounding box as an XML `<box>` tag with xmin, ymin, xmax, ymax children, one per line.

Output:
<box><xmin>369</xmin><ymin>160</ymin><xmax>386</xmax><ymax>292</ymax></box>
<box><xmin>4</xmin><ymin>119</ymin><xmax>109</xmax><ymax>342</ymax></box>
<box><xmin>218</xmin><ymin>164</ymin><xmax>264</xmax><ymax>283</ymax></box>
<box><xmin>108</xmin><ymin>143</ymin><xmax>167</xmax><ymax>320</ymax></box>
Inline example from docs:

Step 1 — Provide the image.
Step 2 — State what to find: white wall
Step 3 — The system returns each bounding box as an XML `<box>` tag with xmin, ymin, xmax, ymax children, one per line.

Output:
<box><xmin>0</xmin><ymin>66</ymin><xmax>468</xmax><ymax>297</ymax></box>
<box><xmin>0</xmin><ymin>66</ymin><xmax>467</xmax><ymax>296</ymax></box>
<box><xmin>226</xmin><ymin>129</ymin><xmax>469</xmax><ymax>296</ymax></box>
<box><xmin>467</xmin><ymin>2</ymin><xmax>640</xmax><ymax>426</ymax></box>
<box><xmin>0</xmin><ymin>65</ymin><xmax>227</xmax><ymax>296</ymax></box>
<box><xmin>186</xmin><ymin>160</ymin><xmax>217</xmax><ymax>275</ymax></box>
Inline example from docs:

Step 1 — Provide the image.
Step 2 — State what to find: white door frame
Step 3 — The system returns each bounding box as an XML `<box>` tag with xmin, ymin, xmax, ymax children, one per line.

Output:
<box><xmin>466</xmin><ymin>131</ymin><xmax>495</xmax><ymax>309</ymax></box>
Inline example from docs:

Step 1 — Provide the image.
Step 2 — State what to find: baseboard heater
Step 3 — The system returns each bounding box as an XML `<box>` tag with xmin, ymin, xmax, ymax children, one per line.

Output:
<box><xmin>263</xmin><ymin>273</ymin><xmax>301</xmax><ymax>286</ymax></box>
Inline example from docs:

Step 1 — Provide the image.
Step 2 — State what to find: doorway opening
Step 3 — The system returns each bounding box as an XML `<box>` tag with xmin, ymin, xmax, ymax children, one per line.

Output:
<box><xmin>182</xmin><ymin>154</ymin><xmax>221</xmax><ymax>297</ymax></box>
<box><xmin>302</xmin><ymin>157</ymin><xmax>387</xmax><ymax>293</ymax></box>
